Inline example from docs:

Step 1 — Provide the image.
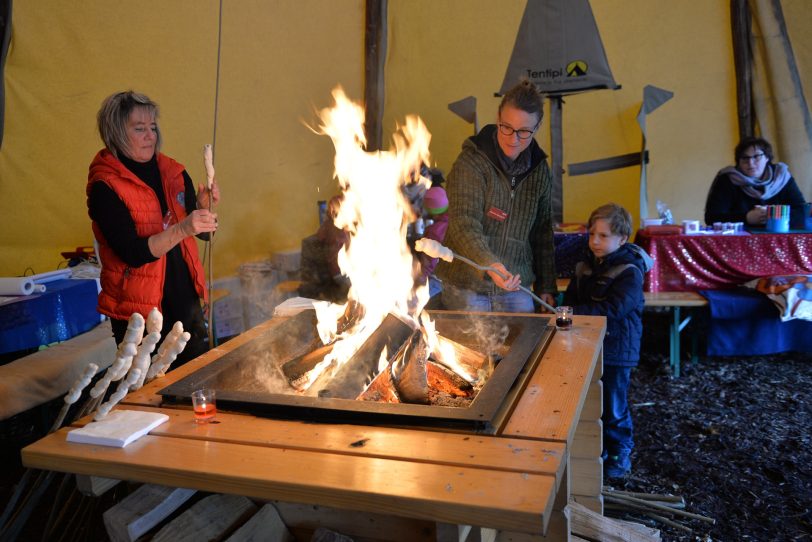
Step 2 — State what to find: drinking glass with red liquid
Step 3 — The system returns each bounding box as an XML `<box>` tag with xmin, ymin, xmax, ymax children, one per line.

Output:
<box><xmin>555</xmin><ymin>306</ymin><xmax>573</xmax><ymax>331</ymax></box>
<box><xmin>191</xmin><ymin>388</ymin><xmax>216</xmax><ymax>423</ymax></box>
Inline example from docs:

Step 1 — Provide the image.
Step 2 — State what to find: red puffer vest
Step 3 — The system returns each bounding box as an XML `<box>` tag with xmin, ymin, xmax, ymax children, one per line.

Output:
<box><xmin>86</xmin><ymin>149</ymin><xmax>207</xmax><ymax>320</ymax></box>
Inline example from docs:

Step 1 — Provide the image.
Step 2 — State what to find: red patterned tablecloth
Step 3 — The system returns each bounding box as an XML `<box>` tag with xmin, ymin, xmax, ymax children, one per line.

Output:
<box><xmin>634</xmin><ymin>230</ymin><xmax>812</xmax><ymax>292</ymax></box>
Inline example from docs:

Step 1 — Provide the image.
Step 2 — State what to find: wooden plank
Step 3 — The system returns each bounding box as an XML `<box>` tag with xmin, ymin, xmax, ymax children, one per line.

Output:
<box><xmin>67</xmin><ymin>406</ymin><xmax>565</xmax><ymax>480</ymax></box>
<box><xmin>570</xmin><ymin>457</ymin><xmax>602</xmax><ymax>497</ymax></box>
<box><xmin>571</xmin><ymin>420</ymin><xmax>602</xmax><ymax>459</ymax></box>
<box><xmin>23</xmin><ymin>432</ymin><xmax>556</xmax><ymax>535</ymax></box>
<box><xmin>274</xmin><ymin>501</ymin><xmax>434</xmax><ymax>542</ymax></box>
<box><xmin>503</xmin><ymin>316</ymin><xmax>605</xmax><ymax>444</ymax></box>
<box><xmin>569</xmin><ymin>501</ymin><xmax>656</xmax><ymax>542</ymax></box>
<box><xmin>592</xmin><ymin>349</ymin><xmax>602</xmax><ymax>383</ymax></box>
<box><xmin>152</xmin><ymin>493</ymin><xmax>257</xmax><ymax>541</ymax></box>
<box><xmin>570</xmin><ymin>494</ymin><xmax>603</xmax><ymax>516</ymax></box>
<box><xmin>102</xmin><ymin>484</ymin><xmax>196</xmax><ymax>542</ymax></box>
<box><xmin>643</xmin><ymin>291</ymin><xmax>708</xmax><ymax>307</ymax></box>
<box><xmin>226</xmin><ymin>503</ymin><xmax>294</xmax><ymax>542</ymax></box>
<box><xmin>579</xmin><ymin>381</ymin><xmax>602</xmax><ymax>421</ymax></box>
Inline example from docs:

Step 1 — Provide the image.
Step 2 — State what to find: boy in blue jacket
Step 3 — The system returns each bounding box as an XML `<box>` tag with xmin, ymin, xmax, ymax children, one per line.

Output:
<box><xmin>563</xmin><ymin>203</ymin><xmax>653</xmax><ymax>479</ymax></box>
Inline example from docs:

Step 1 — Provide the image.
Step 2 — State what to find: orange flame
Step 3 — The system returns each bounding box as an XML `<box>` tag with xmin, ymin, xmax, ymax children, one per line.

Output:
<box><xmin>301</xmin><ymin>87</ymin><xmax>435</xmax><ymax>391</ymax></box>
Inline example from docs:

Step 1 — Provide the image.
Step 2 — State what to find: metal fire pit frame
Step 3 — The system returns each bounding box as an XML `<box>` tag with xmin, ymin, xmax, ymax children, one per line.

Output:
<box><xmin>158</xmin><ymin>310</ymin><xmax>554</xmax><ymax>433</ymax></box>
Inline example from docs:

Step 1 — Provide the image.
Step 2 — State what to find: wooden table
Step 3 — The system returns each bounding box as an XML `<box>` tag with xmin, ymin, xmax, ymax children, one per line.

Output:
<box><xmin>22</xmin><ymin>313</ymin><xmax>605</xmax><ymax>541</ymax></box>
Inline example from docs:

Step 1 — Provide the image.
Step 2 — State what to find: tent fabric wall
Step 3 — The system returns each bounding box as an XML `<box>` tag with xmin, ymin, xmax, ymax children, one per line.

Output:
<box><xmin>1</xmin><ymin>2</ymin><xmax>809</xmax><ymax>280</ymax></box>
<box><xmin>0</xmin><ymin>1</ymin><xmax>220</xmax><ymax>276</ymax></box>
<box><xmin>384</xmin><ymin>1</ymin><xmax>738</xmax><ymax>227</ymax></box>
<box><xmin>0</xmin><ymin>1</ymin><xmax>363</xmax><ymax>278</ymax></box>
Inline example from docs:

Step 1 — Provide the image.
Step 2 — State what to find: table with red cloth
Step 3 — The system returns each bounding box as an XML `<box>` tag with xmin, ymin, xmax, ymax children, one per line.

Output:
<box><xmin>634</xmin><ymin>230</ymin><xmax>812</xmax><ymax>292</ymax></box>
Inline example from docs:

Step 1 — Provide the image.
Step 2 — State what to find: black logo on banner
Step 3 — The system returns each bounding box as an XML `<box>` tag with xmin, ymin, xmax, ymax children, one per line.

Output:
<box><xmin>566</xmin><ymin>60</ymin><xmax>588</xmax><ymax>77</ymax></box>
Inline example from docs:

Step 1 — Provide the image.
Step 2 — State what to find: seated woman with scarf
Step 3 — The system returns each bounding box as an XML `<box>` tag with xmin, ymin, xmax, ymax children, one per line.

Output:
<box><xmin>704</xmin><ymin>136</ymin><xmax>806</xmax><ymax>228</ymax></box>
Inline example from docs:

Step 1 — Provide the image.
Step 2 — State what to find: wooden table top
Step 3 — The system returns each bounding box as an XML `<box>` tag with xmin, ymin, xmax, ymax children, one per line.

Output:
<box><xmin>22</xmin><ymin>312</ymin><xmax>605</xmax><ymax>536</ymax></box>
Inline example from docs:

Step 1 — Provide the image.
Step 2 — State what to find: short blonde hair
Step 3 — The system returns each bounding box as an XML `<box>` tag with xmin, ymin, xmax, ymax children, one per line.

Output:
<box><xmin>588</xmin><ymin>203</ymin><xmax>632</xmax><ymax>239</ymax></box>
<box><xmin>97</xmin><ymin>91</ymin><xmax>161</xmax><ymax>159</ymax></box>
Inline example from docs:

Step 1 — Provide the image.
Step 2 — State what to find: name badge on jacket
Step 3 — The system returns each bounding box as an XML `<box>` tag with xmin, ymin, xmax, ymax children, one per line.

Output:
<box><xmin>486</xmin><ymin>206</ymin><xmax>508</xmax><ymax>222</ymax></box>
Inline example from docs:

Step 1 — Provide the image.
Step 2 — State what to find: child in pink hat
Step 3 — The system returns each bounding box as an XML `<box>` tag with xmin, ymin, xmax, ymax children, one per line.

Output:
<box><xmin>419</xmin><ymin>183</ymin><xmax>449</xmax><ymax>298</ymax></box>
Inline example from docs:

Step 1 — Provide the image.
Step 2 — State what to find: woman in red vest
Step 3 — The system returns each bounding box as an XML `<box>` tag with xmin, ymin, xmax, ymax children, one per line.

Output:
<box><xmin>87</xmin><ymin>91</ymin><xmax>220</xmax><ymax>366</ymax></box>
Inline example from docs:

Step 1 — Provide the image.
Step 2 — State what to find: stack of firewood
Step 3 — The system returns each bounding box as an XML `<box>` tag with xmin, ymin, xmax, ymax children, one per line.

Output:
<box><xmin>602</xmin><ymin>486</ymin><xmax>716</xmax><ymax>535</ymax></box>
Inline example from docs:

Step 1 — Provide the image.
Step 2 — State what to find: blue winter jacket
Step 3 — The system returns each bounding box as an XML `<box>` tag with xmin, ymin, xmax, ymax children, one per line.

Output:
<box><xmin>562</xmin><ymin>243</ymin><xmax>653</xmax><ymax>367</ymax></box>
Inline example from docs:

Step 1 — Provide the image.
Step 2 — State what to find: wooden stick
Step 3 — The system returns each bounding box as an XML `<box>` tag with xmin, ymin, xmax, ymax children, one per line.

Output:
<box><xmin>603</xmin><ymin>494</ymin><xmax>715</xmax><ymax>524</ymax></box>
<box><xmin>646</xmin><ymin>512</ymin><xmax>693</xmax><ymax>533</ymax></box>
<box><xmin>603</xmin><ymin>488</ymin><xmax>685</xmax><ymax>508</ymax></box>
<box><xmin>604</xmin><ymin>487</ymin><xmax>685</xmax><ymax>504</ymax></box>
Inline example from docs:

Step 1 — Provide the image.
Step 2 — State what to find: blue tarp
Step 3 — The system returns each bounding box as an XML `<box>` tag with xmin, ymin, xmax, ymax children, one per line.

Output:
<box><xmin>0</xmin><ymin>279</ymin><xmax>100</xmax><ymax>354</ymax></box>
<box><xmin>700</xmin><ymin>288</ymin><xmax>812</xmax><ymax>356</ymax></box>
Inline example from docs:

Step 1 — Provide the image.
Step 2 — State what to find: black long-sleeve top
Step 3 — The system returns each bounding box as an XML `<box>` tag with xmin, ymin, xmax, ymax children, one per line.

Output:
<box><xmin>704</xmin><ymin>171</ymin><xmax>806</xmax><ymax>228</ymax></box>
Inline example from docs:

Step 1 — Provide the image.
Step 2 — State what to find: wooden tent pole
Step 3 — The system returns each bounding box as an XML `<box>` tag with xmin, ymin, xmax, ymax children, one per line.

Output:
<box><xmin>731</xmin><ymin>0</ymin><xmax>753</xmax><ymax>139</ymax></box>
<box><xmin>364</xmin><ymin>0</ymin><xmax>387</xmax><ymax>152</ymax></box>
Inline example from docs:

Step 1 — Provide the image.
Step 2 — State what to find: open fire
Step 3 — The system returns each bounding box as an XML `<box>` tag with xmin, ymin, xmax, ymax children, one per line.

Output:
<box><xmin>159</xmin><ymin>89</ymin><xmax>554</xmax><ymax>431</ymax></box>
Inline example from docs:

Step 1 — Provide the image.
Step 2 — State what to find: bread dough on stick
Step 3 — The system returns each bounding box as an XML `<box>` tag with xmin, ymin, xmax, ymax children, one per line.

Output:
<box><xmin>203</xmin><ymin>144</ymin><xmax>215</xmax><ymax>189</ymax></box>
<box><xmin>414</xmin><ymin>238</ymin><xmax>454</xmax><ymax>262</ymax></box>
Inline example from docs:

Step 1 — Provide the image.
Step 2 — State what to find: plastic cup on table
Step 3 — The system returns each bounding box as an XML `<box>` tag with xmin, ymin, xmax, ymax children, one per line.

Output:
<box><xmin>191</xmin><ymin>388</ymin><xmax>216</xmax><ymax>423</ymax></box>
<box><xmin>765</xmin><ymin>205</ymin><xmax>790</xmax><ymax>233</ymax></box>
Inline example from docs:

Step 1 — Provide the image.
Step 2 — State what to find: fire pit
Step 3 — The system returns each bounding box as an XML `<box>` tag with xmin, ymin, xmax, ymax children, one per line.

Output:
<box><xmin>158</xmin><ymin>89</ymin><xmax>555</xmax><ymax>433</ymax></box>
<box><xmin>159</xmin><ymin>309</ymin><xmax>553</xmax><ymax>433</ymax></box>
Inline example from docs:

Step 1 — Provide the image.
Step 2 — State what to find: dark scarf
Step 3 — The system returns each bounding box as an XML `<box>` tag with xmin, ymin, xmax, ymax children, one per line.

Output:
<box><xmin>493</xmin><ymin>129</ymin><xmax>533</xmax><ymax>180</ymax></box>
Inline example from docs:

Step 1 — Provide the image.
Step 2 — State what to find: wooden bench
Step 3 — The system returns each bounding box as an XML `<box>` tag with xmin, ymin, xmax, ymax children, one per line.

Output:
<box><xmin>644</xmin><ymin>291</ymin><xmax>708</xmax><ymax>377</ymax></box>
<box><xmin>557</xmin><ymin>278</ymin><xmax>707</xmax><ymax>376</ymax></box>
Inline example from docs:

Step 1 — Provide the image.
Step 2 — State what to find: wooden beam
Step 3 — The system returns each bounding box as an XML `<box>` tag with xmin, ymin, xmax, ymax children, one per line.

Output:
<box><xmin>364</xmin><ymin>0</ymin><xmax>387</xmax><ymax>152</ymax></box>
<box><xmin>0</xmin><ymin>0</ymin><xmax>11</xmax><ymax>149</ymax></box>
<box><xmin>731</xmin><ymin>0</ymin><xmax>753</xmax><ymax>139</ymax></box>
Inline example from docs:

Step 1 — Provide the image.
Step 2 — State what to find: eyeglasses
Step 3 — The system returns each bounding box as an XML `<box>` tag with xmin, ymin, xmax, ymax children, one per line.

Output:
<box><xmin>498</xmin><ymin>122</ymin><xmax>539</xmax><ymax>140</ymax></box>
<box><xmin>739</xmin><ymin>152</ymin><xmax>766</xmax><ymax>163</ymax></box>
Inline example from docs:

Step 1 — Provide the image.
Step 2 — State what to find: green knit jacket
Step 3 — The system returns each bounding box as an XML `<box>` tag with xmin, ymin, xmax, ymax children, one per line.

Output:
<box><xmin>436</xmin><ymin>125</ymin><xmax>557</xmax><ymax>296</ymax></box>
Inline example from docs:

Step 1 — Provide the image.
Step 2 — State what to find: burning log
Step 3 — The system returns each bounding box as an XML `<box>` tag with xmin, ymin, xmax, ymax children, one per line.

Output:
<box><xmin>390</xmin><ymin>330</ymin><xmax>429</xmax><ymax>404</ymax></box>
<box><xmin>356</xmin><ymin>363</ymin><xmax>400</xmax><ymax>403</ymax></box>
<box><xmin>429</xmin><ymin>335</ymin><xmax>492</xmax><ymax>384</ymax></box>
<box><xmin>336</xmin><ymin>299</ymin><xmax>365</xmax><ymax>335</ymax></box>
<box><xmin>358</xmin><ymin>334</ymin><xmax>475</xmax><ymax>406</ymax></box>
<box><xmin>313</xmin><ymin>313</ymin><xmax>415</xmax><ymax>399</ymax></box>
<box><xmin>282</xmin><ymin>343</ymin><xmax>335</xmax><ymax>391</ymax></box>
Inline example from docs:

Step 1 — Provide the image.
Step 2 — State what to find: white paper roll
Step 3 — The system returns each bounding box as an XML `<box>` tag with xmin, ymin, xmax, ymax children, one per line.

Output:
<box><xmin>31</xmin><ymin>269</ymin><xmax>71</xmax><ymax>284</ymax></box>
<box><xmin>0</xmin><ymin>277</ymin><xmax>35</xmax><ymax>296</ymax></box>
